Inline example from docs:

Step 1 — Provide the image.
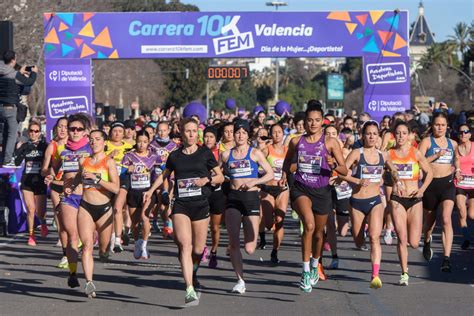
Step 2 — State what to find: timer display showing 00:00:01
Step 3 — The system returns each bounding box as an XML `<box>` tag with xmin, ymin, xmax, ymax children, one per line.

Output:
<box><xmin>206</xmin><ymin>66</ymin><xmax>249</xmax><ymax>80</ymax></box>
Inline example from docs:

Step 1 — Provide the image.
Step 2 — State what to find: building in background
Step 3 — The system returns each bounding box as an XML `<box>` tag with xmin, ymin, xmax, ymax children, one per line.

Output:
<box><xmin>409</xmin><ymin>1</ymin><xmax>435</xmax><ymax>72</ymax></box>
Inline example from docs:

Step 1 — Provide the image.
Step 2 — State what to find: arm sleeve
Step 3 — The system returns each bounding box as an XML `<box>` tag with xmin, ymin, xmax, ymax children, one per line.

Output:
<box><xmin>15</xmin><ymin>71</ymin><xmax>37</xmax><ymax>86</ymax></box>
<box><xmin>14</xmin><ymin>143</ymin><xmax>29</xmax><ymax>166</ymax></box>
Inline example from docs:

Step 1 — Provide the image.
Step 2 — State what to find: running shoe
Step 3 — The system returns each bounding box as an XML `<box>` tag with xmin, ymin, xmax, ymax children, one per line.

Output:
<box><xmin>99</xmin><ymin>251</ymin><xmax>110</xmax><ymax>263</ymax></box>
<box><xmin>201</xmin><ymin>246</ymin><xmax>209</xmax><ymax>264</ymax></box>
<box><xmin>291</xmin><ymin>210</ymin><xmax>299</xmax><ymax>220</ymax></box>
<box><xmin>270</xmin><ymin>249</ymin><xmax>280</xmax><ymax>264</ymax></box>
<box><xmin>162</xmin><ymin>226</ymin><xmax>174</xmax><ymax>240</ymax></box>
<box><xmin>152</xmin><ymin>219</ymin><xmax>160</xmax><ymax>233</ymax></box>
<box><xmin>231</xmin><ymin>279</ymin><xmax>246</xmax><ymax>294</ymax></box>
<box><xmin>27</xmin><ymin>235</ymin><xmax>37</xmax><ymax>246</ymax></box>
<box><xmin>68</xmin><ymin>274</ymin><xmax>80</xmax><ymax>288</ymax></box>
<box><xmin>57</xmin><ymin>256</ymin><xmax>69</xmax><ymax>269</ymax></box>
<box><xmin>55</xmin><ymin>239</ymin><xmax>62</xmax><ymax>247</ymax></box>
<box><xmin>113</xmin><ymin>243</ymin><xmax>124</xmax><ymax>254</ymax></box>
<box><xmin>40</xmin><ymin>224</ymin><xmax>49</xmax><ymax>238</ymax></box>
<box><xmin>299</xmin><ymin>272</ymin><xmax>312</xmax><ymax>293</ymax></box>
<box><xmin>370</xmin><ymin>276</ymin><xmax>382</xmax><ymax>289</ymax></box>
<box><xmin>185</xmin><ymin>286</ymin><xmax>199</xmax><ymax>304</ymax></box>
<box><xmin>208</xmin><ymin>252</ymin><xmax>218</xmax><ymax>268</ymax></box>
<box><xmin>122</xmin><ymin>232</ymin><xmax>130</xmax><ymax>246</ymax></box>
<box><xmin>258</xmin><ymin>239</ymin><xmax>266</xmax><ymax>250</ymax></box>
<box><xmin>399</xmin><ymin>273</ymin><xmax>409</xmax><ymax>286</ymax></box>
<box><xmin>318</xmin><ymin>263</ymin><xmax>327</xmax><ymax>281</ymax></box>
<box><xmin>461</xmin><ymin>239</ymin><xmax>470</xmax><ymax>250</ymax></box>
<box><xmin>141</xmin><ymin>247</ymin><xmax>150</xmax><ymax>260</ymax></box>
<box><xmin>441</xmin><ymin>257</ymin><xmax>451</xmax><ymax>273</ymax></box>
<box><xmin>329</xmin><ymin>258</ymin><xmax>339</xmax><ymax>270</ymax></box>
<box><xmin>309</xmin><ymin>267</ymin><xmax>319</xmax><ymax>287</ymax></box>
<box><xmin>383</xmin><ymin>230</ymin><xmax>393</xmax><ymax>245</ymax></box>
<box><xmin>85</xmin><ymin>280</ymin><xmax>97</xmax><ymax>298</ymax></box>
<box><xmin>134</xmin><ymin>240</ymin><xmax>143</xmax><ymax>259</ymax></box>
<box><xmin>359</xmin><ymin>244</ymin><xmax>369</xmax><ymax>251</ymax></box>
<box><xmin>423</xmin><ymin>237</ymin><xmax>433</xmax><ymax>261</ymax></box>
<box><xmin>323</xmin><ymin>242</ymin><xmax>331</xmax><ymax>252</ymax></box>
<box><xmin>299</xmin><ymin>221</ymin><xmax>304</xmax><ymax>236</ymax></box>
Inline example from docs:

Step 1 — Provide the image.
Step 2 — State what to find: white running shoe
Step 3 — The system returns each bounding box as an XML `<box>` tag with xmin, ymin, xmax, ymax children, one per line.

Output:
<box><xmin>384</xmin><ymin>230</ymin><xmax>393</xmax><ymax>245</ymax></box>
<box><xmin>231</xmin><ymin>279</ymin><xmax>246</xmax><ymax>294</ymax></box>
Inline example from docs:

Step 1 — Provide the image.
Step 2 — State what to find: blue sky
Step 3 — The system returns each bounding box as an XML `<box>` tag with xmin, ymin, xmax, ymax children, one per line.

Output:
<box><xmin>185</xmin><ymin>0</ymin><xmax>473</xmax><ymax>41</ymax></box>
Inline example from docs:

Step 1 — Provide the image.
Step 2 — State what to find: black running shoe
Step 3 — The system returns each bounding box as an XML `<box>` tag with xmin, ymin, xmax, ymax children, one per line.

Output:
<box><xmin>441</xmin><ymin>256</ymin><xmax>451</xmax><ymax>273</ymax></box>
<box><xmin>258</xmin><ymin>239</ymin><xmax>266</xmax><ymax>250</ymax></box>
<box><xmin>423</xmin><ymin>237</ymin><xmax>433</xmax><ymax>261</ymax></box>
<box><xmin>461</xmin><ymin>239</ymin><xmax>470</xmax><ymax>250</ymax></box>
<box><xmin>192</xmin><ymin>274</ymin><xmax>201</xmax><ymax>290</ymax></box>
<box><xmin>270</xmin><ymin>249</ymin><xmax>280</xmax><ymax>264</ymax></box>
<box><xmin>122</xmin><ymin>232</ymin><xmax>130</xmax><ymax>246</ymax></box>
<box><xmin>68</xmin><ymin>273</ymin><xmax>80</xmax><ymax>288</ymax></box>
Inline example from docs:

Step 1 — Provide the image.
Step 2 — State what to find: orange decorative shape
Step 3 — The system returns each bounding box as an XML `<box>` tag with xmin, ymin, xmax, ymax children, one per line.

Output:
<box><xmin>58</xmin><ymin>22</ymin><xmax>69</xmax><ymax>32</ymax></box>
<box><xmin>44</xmin><ymin>13</ymin><xmax>53</xmax><ymax>21</ymax></box>
<box><xmin>74</xmin><ymin>38</ymin><xmax>83</xmax><ymax>47</ymax></box>
<box><xmin>80</xmin><ymin>43</ymin><xmax>95</xmax><ymax>58</ymax></box>
<box><xmin>378</xmin><ymin>30</ymin><xmax>394</xmax><ymax>45</ymax></box>
<box><xmin>78</xmin><ymin>21</ymin><xmax>95</xmax><ymax>38</ymax></box>
<box><xmin>44</xmin><ymin>28</ymin><xmax>60</xmax><ymax>44</ymax></box>
<box><xmin>327</xmin><ymin>11</ymin><xmax>351</xmax><ymax>22</ymax></box>
<box><xmin>109</xmin><ymin>49</ymin><xmax>119</xmax><ymax>59</ymax></box>
<box><xmin>355</xmin><ymin>14</ymin><xmax>368</xmax><ymax>26</ymax></box>
<box><xmin>369</xmin><ymin>11</ymin><xmax>384</xmax><ymax>24</ymax></box>
<box><xmin>345</xmin><ymin>23</ymin><xmax>357</xmax><ymax>35</ymax></box>
<box><xmin>382</xmin><ymin>50</ymin><xmax>401</xmax><ymax>57</ymax></box>
<box><xmin>91</xmin><ymin>27</ymin><xmax>113</xmax><ymax>48</ymax></box>
<box><xmin>393</xmin><ymin>33</ymin><xmax>407</xmax><ymax>50</ymax></box>
<box><xmin>83</xmin><ymin>12</ymin><xmax>95</xmax><ymax>22</ymax></box>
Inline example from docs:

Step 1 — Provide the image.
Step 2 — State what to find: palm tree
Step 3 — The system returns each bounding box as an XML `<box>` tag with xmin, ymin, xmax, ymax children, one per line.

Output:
<box><xmin>420</xmin><ymin>41</ymin><xmax>457</xmax><ymax>68</ymax></box>
<box><xmin>448</xmin><ymin>22</ymin><xmax>472</xmax><ymax>59</ymax></box>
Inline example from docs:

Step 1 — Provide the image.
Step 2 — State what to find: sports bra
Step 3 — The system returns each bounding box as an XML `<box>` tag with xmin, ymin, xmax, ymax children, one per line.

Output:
<box><xmin>267</xmin><ymin>144</ymin><xmax>287</xmax><ymax>181</ymax></box>
<box><xmin>389</xmin><ymin>147</ymin><xmax>420</xmax><ymax>181</ymax></box>
<box><xmin>227</xmin><ymin>147</ymin><xmax>259</xmax><ymax>179</ymax></box>
<box><xmin>81</xmin><ymin>156</ymin><xmax>110</xmax><ymax>192</ymax></box>
<box><xmin>353</xmin><ymin>148</ymin><xmax>384</xmax><ymax>183</ymax></box>
<box><xmin>425</xmin><ymin>136</ymin><xmax>454</xmax><ymax>165</ymax></box>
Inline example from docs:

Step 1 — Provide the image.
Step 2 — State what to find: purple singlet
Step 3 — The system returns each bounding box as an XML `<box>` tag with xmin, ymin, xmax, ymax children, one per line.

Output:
<box><xmin>294</xmin><ymin>135</ymin><xmax>331</xmax><ymax>189</ymax></box>
<box><xmin>122</xmin><ymin>151</ymin><xmax>159</xmax><ymax>190</ymax></box>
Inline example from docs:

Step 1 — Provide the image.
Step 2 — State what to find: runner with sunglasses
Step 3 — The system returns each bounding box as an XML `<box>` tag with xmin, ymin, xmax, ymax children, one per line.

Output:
<box><xmin>15</xmin><ymin>121</ymin><xmax>48</xmax><ymax>246</ymax></box>
<box><xmin>454</xmin><ymin>124</ymin><xmax>474</xmax><ymax>249</ymax></box>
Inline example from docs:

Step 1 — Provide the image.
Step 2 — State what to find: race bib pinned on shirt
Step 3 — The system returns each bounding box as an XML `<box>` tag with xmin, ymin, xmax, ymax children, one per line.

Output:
<box><xmin>25</xmin><ymin>161</ymin><xmax>41</xmax><ymax>174</ymax></box>
<box><xmin>229</xmin><ymin>159</ymin><xmax>252</xmax><ymax>177</ymax></box>
<box><xmin>361</xmin><ymin>165</ymin><xmax>383</xmax><ymax>183</ymax></box>
<box><xmin>177</xmin><ymin>178</ymin><xmax>202</xmax><ymax>198</ymax></box>
<box><xmin>434</xmin><ymin>148</ymin><xmax>453</xmax><ymax>164</ymax></box>
<box><xmin>298</xmin><ymin>154</ymin><xmax>322</xmax><ymax>175</ymax></box>
<box><xmin>131</xmin><ymin>174</ymin><xmax>151</xmax><ymax>189</ymax></box>
<box><xmin>394</xmin><ymin>163</ymin><xmax>414</xmax><ymax>180</ymax></box>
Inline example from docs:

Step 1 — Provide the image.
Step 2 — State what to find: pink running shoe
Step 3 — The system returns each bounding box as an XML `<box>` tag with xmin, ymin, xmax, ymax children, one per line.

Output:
<box><xmin>40</xmin><ymin>224</ymin><xmax>49</xmax><ymax>238</ymax></box>
<box><xmin>201</xmin><ymin>246</ymin><xmax>209</xmax><ymax>263</ymax></box>
<box><xmin>28</xmin><ymin>235</ymin><xmax>37</xmax><ymax>246</ymax></box>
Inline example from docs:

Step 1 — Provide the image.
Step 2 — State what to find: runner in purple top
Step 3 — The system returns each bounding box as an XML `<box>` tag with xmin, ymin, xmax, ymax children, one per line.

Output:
<box><xmin>283</xmin><ymin>100</ymin><xmax>347</xmax><ymax>293</ymax></box>
<box><xmin>122</xmin><ymin>130</ymin><xmax>159</xmax><ymax>260</ymax></box>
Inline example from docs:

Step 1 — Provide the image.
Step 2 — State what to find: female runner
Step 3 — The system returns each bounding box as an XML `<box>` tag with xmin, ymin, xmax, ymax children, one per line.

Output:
<box><xmin>387</xmin><ymin>122</ymin><xmax>432</xmax><ymax>285</ymax></box>
<box><xmin>419</xmin><ymin>111</ymin><xmax>461</xmax><ymax>272</ymax></box>
<box><xmin>221</xmin><ymin>119</ymin><xmax>274</xmax><ymax>294</ymax></box>
<box><xmin>342</xmin><ymin>121</ymin><xmax>386</xmax><ymax>289</ymax></box>
<box><xmin>144</xmin><ymin>118</ymin><xmax>224</xmax><ymax>304</ymax></box>
<box><xmin>15</xmin><ymin>121</ymin><xmax>48</xmax><ymax>246</ymax></box>
<box><xmin>260</xmin><ymin>123</ymin><xmax>289</xmax><ymax>264</ymax></box>
<box><xmin>283</xmin><ymin>104</ymin><xmax>347</xmax><ymax>293</ymax></box>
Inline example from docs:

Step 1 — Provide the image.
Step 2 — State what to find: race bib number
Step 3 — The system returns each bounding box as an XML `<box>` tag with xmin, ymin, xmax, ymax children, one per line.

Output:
<box><xmin>25</xmin><ymin>161</ymin><xmax>41</xmax><ymax>174</ymax></box>
<box><xmin>335</xmin><ymin>182</ymin><xmax>352</xmax><ymax>200</ymax></box>
<box><xmin>434</xmin><ymin>148</ymin><xmax>453</xmax><ymax>164</ymax></box>
<box><xmin>177</xmin><ymin>178</ymin><xmax>202</xmax><ymax>198</ymax></box>
<box><xmin>459</xmin><ymin>175</ymin><xmax>474</xmax><ymax>188</ymax></box>
<box><xmin>361</xmin><ymin>165</ymin><xmax>383</xmax><ymax>183</ymax></box>
<box><xmin>229</xmin><ymin>159</ymin><xmax>252</xmax><ymax>177</ymax></box>
<box><xmin>63</xmin><ymin>153</ymin><xmax>81</xmax><ymax>171</ymax></box>
<box><xmin>395</xmin><ymin>163</ymin><xmax>414</xmax><ymax>180</ymax></box>
<box><xmin>131</xmin><ymin>174</ymin><xmax>150</xmax><ymax>190</ymax></box>
<box><xmin>298</xmin><ymin>155</ymin><xmax>322</xmax><ymax>175</ymax></box>
<box><xmin>273</xmin><ymin>158</ymin><xmax>284</xmax><ymax>180</ymax></box>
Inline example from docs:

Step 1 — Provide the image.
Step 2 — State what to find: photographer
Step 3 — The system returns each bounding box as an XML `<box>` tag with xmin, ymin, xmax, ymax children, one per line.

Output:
<box><xmin>0</xmin><ymin>50</ymin><xmax>37</xmax><ymax>167</ymax></box>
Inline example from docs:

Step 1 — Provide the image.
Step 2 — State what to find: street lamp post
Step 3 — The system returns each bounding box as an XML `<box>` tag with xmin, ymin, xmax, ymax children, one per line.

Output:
<box><xmin>266</xmin><ymin>1</ymin><xmax>288</xmax><ymax>106</ymax></box>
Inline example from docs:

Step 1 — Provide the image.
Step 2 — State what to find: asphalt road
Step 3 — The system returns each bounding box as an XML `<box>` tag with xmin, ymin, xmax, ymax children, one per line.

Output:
<box><xmin>0</xmin><ymin>216</ymin><xmax>473</xmax><ymax>315</ymax></box>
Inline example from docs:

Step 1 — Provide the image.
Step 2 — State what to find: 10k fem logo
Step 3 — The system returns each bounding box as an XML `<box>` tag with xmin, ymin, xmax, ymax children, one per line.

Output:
<box><xmin>213</xmin><ymin>16</ymin><xmax>254</xmax><ymax>55</ymax></box>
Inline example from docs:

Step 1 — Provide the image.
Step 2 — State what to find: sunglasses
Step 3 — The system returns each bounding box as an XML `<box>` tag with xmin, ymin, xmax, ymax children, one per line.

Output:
<box><xmin>29</xmin><ymin>129</ymin><xmax>40</xmax><ymax>133</ymax></box>
<box><xmin>68</xmin><ymin>127</ymin><xmax>85</xmax><ymax>132</ymax></box>
<box><xmin>459</xmin><ymin>130</ymin><xmax>471</xmax><ymax>135</ymax></box>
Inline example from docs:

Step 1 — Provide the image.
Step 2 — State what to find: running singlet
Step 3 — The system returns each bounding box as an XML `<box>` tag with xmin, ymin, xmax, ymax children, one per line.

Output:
<box><xmin>122</xmin><ymin>151</ymin><xmax>158</xmax><ymax>190</ymax></box>
<box><xmin>60</xmin><ymin>143</ymin><xmax>92</xmax><ymax>174</ymax></box>
<box><xmin>15</xmin><ymin>140</ymin><xmax>48</xmax><ymax>175</ymax></box>
<box><xmin>456</xmin><ymin>142</ymin><xmax>474</xmax><ymax>189</ymax></box>
<box><xmin>425</xmin><ymin>136</ymin><xmax>454</xmax><ymax>165</ymax></box>
<box><xmin>166</xmin><ymin>146</ymin><xmax>218</xmax><ymax>200</ymax></box>
<box><xmin>82</xmin><ymin>156</ymin><xmax>110</xmax><ymax>192</ymax></box>
<box><xmin>51</xmin><ymin>140</ymin><xmax>66</xmax><ymax>181</ymax></box>
<box><xmin>294</xmin><ymin>135</ymin><xmax>331</xmax><ymax>189</ymax></box>
<box><xmin>389</xmin><ymin>147</ymin><xmax>420</xmax><ymax>181</ymax></box>
<box><xmin>353</xmin><ymin>148</ymin><xmax>384</xmax><ymax>183</ymax></box>
<box><xmin>267</xmin><ymin>144</ymin><xmax>288</xmax><ymax>181</ymax></box>
<box><xmin>149</xmin><ymin>139</ymin><xmax>178</xmax><ymax>176</ymax></box>
<box><xmin>227</xmin><ymin>147</ymin><xmax>259</xmax><ymax>179</ymax></box>
<box><xmin>219</xmin><ymin>142</ymin><xmax>233</xmax><ymax>154</ymax></box>
<box><xmin>105</xmin><ymin>140</ymin><xmax>133</xmax><ymax>175</ymax></box>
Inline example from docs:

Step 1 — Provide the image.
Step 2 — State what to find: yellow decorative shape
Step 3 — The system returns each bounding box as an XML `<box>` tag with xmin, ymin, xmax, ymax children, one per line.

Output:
<box><xmin>369</xmin><ymin>11</ymin><xmax>384</xmax><ymax>24</ymax></box>
<box><xmin>382</xmin><ymin>50</ymin><xmax>401</xmax><ymax>57</ymax></box>
<box><xmin>393</xmin><ymin>33</ymin><xmax>407</xmax><ymax>50</ymax></box>
<box><xmin>345</xmin><ymin>22</ymin><xmax>357</xmax><ymax>35</ymax></box>
<box><xmin>91</xmin><ymin>27</ymin><xmax>113</xmax><ymax>48</ymax></box>
<box><xmin>80</xmin><ymin>43</ymin><xmax>95</xmax><ymax>58</ymax></box>
<box><xmin>58</xmin><ymin>22</ymin><xmax>69</xmax><ymax>32</ymax></box>
<box><xmin>78</xmin><ymin>21</ymin><xmax>95</xmax><ymax>38</ymax></box>
<box><xmin>109</xmin><ymin>49</ymin><xmax>119</xmax><ymax>59</ymax></box>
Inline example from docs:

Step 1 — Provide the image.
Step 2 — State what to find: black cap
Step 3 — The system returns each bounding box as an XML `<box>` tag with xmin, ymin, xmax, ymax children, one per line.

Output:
<box><xmin>124</xmin><ymin>120</ymin><xmax>135</xmax><ymax>129</ymax></box>
<box><xmin>233</xmin><ymin>119</ymin><xmax>250</xmax><ymax>133</ymax></box>
<box><xmin>204</xmin><ymin>126</ymin><xmax>218</xmax><ymax>139</ymax></box>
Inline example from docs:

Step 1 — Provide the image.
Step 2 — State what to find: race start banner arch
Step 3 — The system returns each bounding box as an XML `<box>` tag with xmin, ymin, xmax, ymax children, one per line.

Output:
<box><xmin>43</xmin><ymin>11</ymin><xmax>410</xmax><ymax>132</ymax></box>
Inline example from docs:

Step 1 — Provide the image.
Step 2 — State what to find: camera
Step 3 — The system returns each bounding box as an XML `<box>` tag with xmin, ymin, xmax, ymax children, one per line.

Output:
<box><xmin>25</xmin><ymin>66</ymin><xmax>34</xmax><ymax>72</ymax></box>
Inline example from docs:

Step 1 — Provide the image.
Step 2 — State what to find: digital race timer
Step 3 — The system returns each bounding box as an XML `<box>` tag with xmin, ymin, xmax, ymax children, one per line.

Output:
<box><xmin>206</xmin><ymin>66</ymin><xmax>249</xmax><ymax>80</ymax></box>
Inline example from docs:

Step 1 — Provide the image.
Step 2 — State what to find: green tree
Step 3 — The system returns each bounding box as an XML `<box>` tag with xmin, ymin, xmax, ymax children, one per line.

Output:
<box><xmin>448</xmin><ymin>22</ymin><xmax>472</xmax><ymax>58</ymax></box>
